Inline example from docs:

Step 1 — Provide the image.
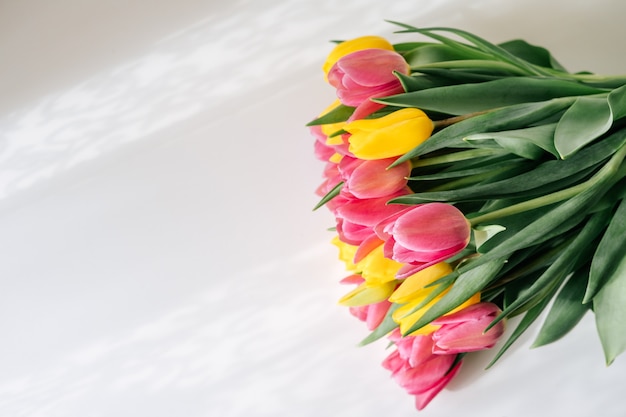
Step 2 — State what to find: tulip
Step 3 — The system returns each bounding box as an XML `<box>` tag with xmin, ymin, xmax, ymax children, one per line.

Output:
<box><xmin>338</xmin><ymin>156</ymin><xmax>411</xmax><ymax>199</ymax></box>
<box><xmin>431</xmin><ymin>302</ymin><xmax>506</xmax><ymax>354</ymax></box>
<box><xmin>338</xmin><ymin>278</ymin><xmax>397</xmax><ymax>307</ymax></box>
<box><xmin>355</xmin><ymin>243</ymin><xmax>403</xmax><ymax>285</ymax></box>
<box><xmin>328</xmin><ymin>49</ymin><xmax>409</xmax><ymax>108</ymax></box>
<box><xmin>376</xmin><ymin>203</ymin><xmax>471</xmax><ymax>278</ymax></box>
<box><xmin>344</xmin><ymin>108</ymin><xmax>433</xmax><ymax>160</ymax></box>
<box><xmin>389</xmin><ymin>262</ymin><xmax>481</xmax><ymax>335</ymax></box>
<box><xmin>334</xmin><ymin>191</ymin><xmax>408</xmax><ymax>247</ymax></box>
<box><xmin>323</xmin><ymin>35</ymin><xmax>395</xmax><ymax>79</ymax></box>
<box><xmin>383</xmin><ymin>328</ymin><xmax>461</xmax><ymax>410</ymax></box>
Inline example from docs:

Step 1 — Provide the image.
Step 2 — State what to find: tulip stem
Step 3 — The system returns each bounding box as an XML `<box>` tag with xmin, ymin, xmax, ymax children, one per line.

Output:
<box><xmin>469</xmin><ymin>143</ymin><xmax>626</xmax><ymax>226</ymax></box>
<box><xmin>433</xmin><ymin>110</ymin><xmax>492</xmax><ymax>130</ymax></box>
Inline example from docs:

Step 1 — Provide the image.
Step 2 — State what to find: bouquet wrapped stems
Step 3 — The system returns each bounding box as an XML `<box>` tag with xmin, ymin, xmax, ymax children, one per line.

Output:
<box><xmin>308</xmin><ymin>22</ymin><xmax>626</xmax><ymax>410</ymax></box>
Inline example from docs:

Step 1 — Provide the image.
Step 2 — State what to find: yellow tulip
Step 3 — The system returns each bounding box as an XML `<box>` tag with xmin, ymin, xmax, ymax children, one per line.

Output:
<box><xmin>344</xmin><ymin>108</ymin><xmax>434</xmax><ymax>160</ymax></box>
<box><xmin>389</xmin><ymin>262</ymin><xmax>481</xmax><ymax>336</ymax></box>
<box><xmin>338</xmin><ymin>280</ymin><xmax>397</xmax><ymax>307</ymax></box>
<box><xmin>322</xmin><ymin>36</ymin><xmax>394</xmax><ymax>80</ymax></box>
<box><xmin>331</xmin><ymin>236</ymin><xmax>358</xmax><ymax>272</ymax></box>
<box><xmin>356</xmin><ymin>244</ymin><xmax>403</xmax><ymax>285</ymax></box>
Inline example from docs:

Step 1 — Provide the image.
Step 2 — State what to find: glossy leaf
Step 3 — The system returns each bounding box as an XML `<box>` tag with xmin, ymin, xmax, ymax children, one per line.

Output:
<box><xmin>594</xmin><ymin>258</ymin><xmax>626</xmax><ymax>365</ymax></box>
<box><xmin>554</xmin><ymin>96</ymin><xmax>612</xmax><ymax>159</ymax></box>
<box><xmin>306</xmin><ymin>104</ymin><xmax>355</xmax><ymax>126</ymax></box>
<box><xmin>392</xmin><ymin>129</ymin><xmax>626</xmax><ymax>204</ymax></box>
<box><xmin>486</xmin><ymin>294</ymin><xmax>553</xmax><ymax>369</ymax></box>
<box><xmin>465</xmin><ymin>124</ymin><xmax>558</xmax><ymax>159</ymax></box>
<box><xmin>492</xmin><ymin>208</ymin><xmax>609</xmax><ymax>326</ymax></box>
<box><xmin>376</xmin><ymin>78</ymin><xmax>603</xmax><ymax>116</ymax></box>
<box><xmin>608</xmin><ymin>83</ymin><xmax>626</xmax><ymax>120</ymax></box>
<box><xmin>313</xmin><ymin>181</ymin><xmax>343</xmax><ymax>211</ymax></box>
<box><xmin>532</xmin><ymin>267</ymin><xmax>591</xmax><ymax>348</ymax></box>
<box><xmin>498</xmin><ymin>39</ymin><xmax>567</xmax><ymax>71</ymax></box>
<box><xmin>585</xmin><ymin>197</ymin><xmax>626</xmax><ymax>302</ymax></box>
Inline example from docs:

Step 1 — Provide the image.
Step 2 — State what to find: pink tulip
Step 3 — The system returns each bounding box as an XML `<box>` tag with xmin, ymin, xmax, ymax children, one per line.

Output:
<box><xmin>328</xmin><ymin>49</ymin><xmax>409</xmax><ymax>107</ymax></box>
<box><xmin>376</xmin><ymin>203</ymin><xmax>471</xmax><ymax>278</ymax></box>
<box><xmin>431</xmin><ymin>302</ymin><xmax>505</xmax><ymax>354</ymax></box>
<box><xmin>338</xmin><ymin>156</ymin><xmax>411</xmax><ymax>199</ymax></box>
<box><xmin>383</xmin><ymin>329</ymin><xmax>461</xmax><ymax>410</ymax></box>
<box><xmin>335</xmin><ymin>191</ymin><xmax>408</xmax><ymax>246</ymax></box>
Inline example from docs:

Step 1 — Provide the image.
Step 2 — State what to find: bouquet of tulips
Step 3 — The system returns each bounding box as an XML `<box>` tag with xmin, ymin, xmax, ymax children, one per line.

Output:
<box><xmin>308</xmin><ymin>22</ymin><xmax>626</xmax><ymax>410</ymax></box>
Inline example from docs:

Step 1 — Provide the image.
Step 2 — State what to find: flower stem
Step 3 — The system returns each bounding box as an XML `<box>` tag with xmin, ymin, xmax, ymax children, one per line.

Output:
<box><xmin>433</xmin><ymin>110</ymin><xmax>492</xmax><ymax>130</ymax></box>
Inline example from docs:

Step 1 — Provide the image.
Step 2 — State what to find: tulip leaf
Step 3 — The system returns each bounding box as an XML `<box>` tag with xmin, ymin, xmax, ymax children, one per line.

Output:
<box><xmin>393</xmin><ymin>72</ymin><xmax>452</xmax><ymax>93</ymax></box>
<box><xmin>485</xmin><ymin>294</ymin><xmax>553</xmax><ymax>369</ymax></box>
<box><xmin>497</xmin><ymin>39</ymin><xmax>567</xmax><ymax>71</ymax></box>
<box><xmin>585</xmin><ymin>197</ymin><xmax>626</xmax><ymax>302</ymax></box>
<box><xmin>465</xmin><ymin>124</ymin><xmax>558</xmax><ymax>160</ymax></box>
<box><xmin>358</xmin><ymin>303</ymin><xmax>400</xmax><ymax>346</ymax></box>
<box><xmin>376</xmin><ymin>78</ymin><xmax>603</xmax><ymax>116</ymax></box>
<box><xmin>403</xmin><ymin>258</ymin><xmax>506</xmax><ymax>336</ymax></box>
<box><xmin>554</xmin><ymin>96</ymin><xmax>613</xmax><ymax>159</ymax></box>
<box><xmin>312</xmin><ymin>181</ymin><xmax>343</xmax><ymax>211</ymax></box>
<box><xmin>608</xmin><ymin>83</ymin><xmax>626</xmax><ymax>120</ymax></box>
<box><xmin>392</xmin><ymin>98</ymin><xmax>574</xmax><ymax>166</ymax></box>
<box><xmin>490</xmin><ymin>208</ymin><xmax>609</xmax><ymax>328</ymax></box>
<box><xmin>594</xmin><ymin>258</ymin><xmax>626</xmax><ymax>365</ymax></box>
<box><xmin>306</xmin><ymin>104</ymin><xmax>355</xmax><ymax>126</ymax></box>
<box><xmin>532</xmin><ymin>267</ymin><xmax>591</xmax><ymax>348</ymax></box>
<box><xmin>392</xmin><ymin>128</ymin><xmax>626</xmax><ymax>205</ymax></box>
<box><xmin>402</xmin><ymin>43</ymin><xmax>478</xmax><ymax>67</ymax></box>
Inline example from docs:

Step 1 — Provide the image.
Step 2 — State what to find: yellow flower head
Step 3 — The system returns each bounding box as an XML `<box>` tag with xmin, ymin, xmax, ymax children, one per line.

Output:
<box><xmin>389</xmin><ymin>262</ymin><xmax>481</xmax><ymax>336</ymax></box>
<box><xmin>331</xmin><ymin>236</ymin><xmax>358</xmax><ymax>272</ymax></box>
<box><xmin>323</xmin><ymin>36</ymin><xmax>395</xmax><ymax>80</ymax></box>
<box><xmin>338</xmin><ymin>280</ymin><xmax>397</xmax><ymax>307</ymax></box>
<box><xmin>357</xmin><ymin>244</ymin><xmax>403</xmax><ymax>285</ymax></box>
<box><xmin>344</xmin><ymin>108</ymin><xmax>434</xmax><ymax>160</ymax></box>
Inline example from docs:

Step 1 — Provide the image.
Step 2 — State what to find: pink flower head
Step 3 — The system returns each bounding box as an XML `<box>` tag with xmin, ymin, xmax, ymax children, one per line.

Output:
<box><xmin>431</xmin><ymin>302</ymin><xmax>505</xmax><ymax>354</ymax></box>
<box><xmin>376</xmin><ymin>203</ymin><xmax>471</xmax><ymax>278</ymax></box>
<box><xmin>338</xmin><ymin>156</ymin><xmax>411</xmax><ymax>199</ymax></box>
<box><xmin>328</xmin><ymin>49</ymin><xmax>409</xmax><ymax>108</ymax></box>
<box><xmin>335</xmin><ymin>191</ymin><xmax>408</xmax><ymax>247</ymax></box>
<box><xmin>383</xmin><ymin>329</ymin><xmax>461</xmax><ymax>410</ymax></box>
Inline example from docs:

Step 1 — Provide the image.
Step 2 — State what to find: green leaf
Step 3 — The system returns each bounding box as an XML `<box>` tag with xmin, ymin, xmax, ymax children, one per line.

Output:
<box><xmin>554</xmin><ymin>96</ymin><xmax>612</xmax><ymax>158</ymax></box>
<box><xmin>486</xmin><ymin>294</ymin><xmax>553</xmax><ymax>369</ymax></box>
<box><xmin>312</xmin><ymin>181</ymin><xmax>343</xmax><ymax>211</ymax></box>
<box><xmin>498</xmin><ymin>39</ymin><xmax>567</xmax><ymax>71</ymax></box>
<box><xmin>594</xmin><ymin>258</ymin><xmax>626</xmax><ymax>365</ymax></box>
<box><xmin>585</xmin><ymin>197</ymin><xmax>626</xmax><ymax>302</ymax></box>
<box><xmin>376</xmin><ymin>78</ymin><xmax>603</xmax><ymax>116</ymax></box>
<box><xmin>392</xmin><ymin>98</ymin><xmax>574</xmax><ymax>165</ymax></box>
<box><xmin>394</xmin><ymin>25</ymin><xmax>553</xmax><ymax>76</ymax></box>
<box><xmin>403</xmin><ymin>43</ymin><xmax>478</xmax><ymax>67</ymax></box>
<box><xmin>465</xmin><ymin>124</ymin><xmax>558</xmax><ymax>160</ymax></box>
<box><xmin>359</xmin><ymin>303</ymin><xmax>400</xmax><ymax>346</ymax></box>
<box><xmin>393</xmin><ymin>129</ymin><xmax>626</xmax><ymax>204</ymax></box>
<box><xmin>532</xmin><ymin>267</ymin><xmax>591</xmax><ymax>348</ymax></box>
<box><xmin>393</xmin><ymin>72</ymin><xmax>452</xmax><ymax>93</ymax></box>
<box><xmin>403</xmin><ymin>258</ymin><xmax>506</xmax><ymax>335</ymax></box>
<box><xmin>306</xmin><ymin>104</ymin><xmax>355</xmax><ymax>126</ymax></box>
<box><xmin>492</xmin><ymin>208</ymin><xmax>610</xmax><ymax>326</ymax></box>
<box><xmin>608</xmin><ymin>83</ymin><xmax>626</xmax><ymax>120</ymax></box>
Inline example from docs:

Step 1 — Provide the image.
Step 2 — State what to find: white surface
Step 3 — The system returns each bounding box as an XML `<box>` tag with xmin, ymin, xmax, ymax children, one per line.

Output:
<box><xmin>1</xmin><ymin>1</ymin><xmax>626</xmax><ymax>416</ymax></box>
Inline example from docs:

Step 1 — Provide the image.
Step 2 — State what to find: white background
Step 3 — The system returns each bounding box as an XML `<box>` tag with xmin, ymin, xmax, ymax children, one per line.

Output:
<box><xmin>1</xmin><ymin>0</ymin><xmax>626</xmax><ymax>416</ymax></box>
